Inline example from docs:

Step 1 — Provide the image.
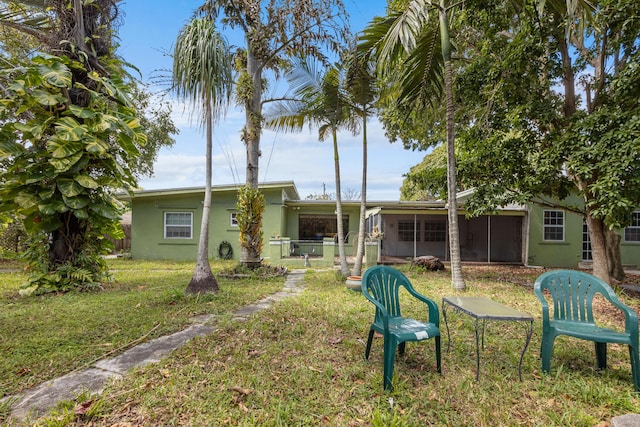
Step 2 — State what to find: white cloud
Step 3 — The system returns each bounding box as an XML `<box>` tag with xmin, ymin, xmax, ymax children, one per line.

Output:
<box><xmin>141</xmin><ymin>116</ymin><xmax>425</xmax><ymax>201</ymax></box>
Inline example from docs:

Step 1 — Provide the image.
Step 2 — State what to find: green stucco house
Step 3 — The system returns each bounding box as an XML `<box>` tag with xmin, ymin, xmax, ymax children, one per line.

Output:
<box><xmin>121</xmin><ymin>181</ymin><xmax>640</xmax><ymax>269</ymax></box>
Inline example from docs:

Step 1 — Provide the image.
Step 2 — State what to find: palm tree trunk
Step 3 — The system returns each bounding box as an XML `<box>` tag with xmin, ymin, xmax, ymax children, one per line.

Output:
<box><xmin>333</xmin><ymin>130</ymin><xmax>350</xmax><ymax>276</ymax></box>
<box><xmin>246</xmin><ymin>47</ymin><xmax>263</xmax><ymax>189</ymax></box>
<box><xmin>352</xmin><ymin>111</ymin><xmax>367</xmax><ymax>276</ymax></box>
<box><xmin>440</xmin><ymin>6</ymin><xmax>465</xmax><ymax>290</ymax></box>
<box><xmin>242</xmin><ymin>43</ymin><xmax>264</xmax><ymax>267</ymax></box>
<box><xmin>187</xmin><ymin>109</ymin><xmax>218</xmax><ymax>293</ymax></box>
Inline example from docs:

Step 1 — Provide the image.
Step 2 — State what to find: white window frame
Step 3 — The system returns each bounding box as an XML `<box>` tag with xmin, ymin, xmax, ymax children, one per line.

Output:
<box><xmin>230</xmin><ymin>212</ymin><xmax>238</xmax><ymax>227</ymax></box>
<box><xmin>164</xmin><ymin>212</ymin><xmax>193</xmax><ymax>239</ymax></box>
<box><xmin>543</xmin><ymin>210</ymin><xmax>564</xmax><ymax>242</ymax></box>
<box><xmin>625</xmin><ymin>211</ymin><xmax>640</xmax><ymax>243</ymax></box>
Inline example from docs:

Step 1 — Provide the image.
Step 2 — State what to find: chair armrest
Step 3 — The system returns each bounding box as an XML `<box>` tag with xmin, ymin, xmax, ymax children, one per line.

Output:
<box><xmin>533</xmin><ymin>283</ymin><xmax>551</xmax><ymax>323</ymax></box>
<box><xmin>606</xmin><ymin>293</ymin><xmax>639</xmax><ymax>339</ymax></box>
<box><xmin>406</xmin><ymin>287</ymin><xmax>440</xmax><ymax>327</ymax></box>
<box><xmin>362</xmin><ymin>286</ymin><xmax>391</xmax><ymax>330</ymax></box>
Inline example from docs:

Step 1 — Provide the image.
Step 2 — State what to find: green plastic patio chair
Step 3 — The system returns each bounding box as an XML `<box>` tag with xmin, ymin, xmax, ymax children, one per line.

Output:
<box><xmin>361</xmin><ymin>265</ymin><xmax>441</xmax><ymax>391</ymax></box>
<box><xmin>534</xmin><ymin>269</ymin><xmax>640</xmax><ymax>391</ymax></box>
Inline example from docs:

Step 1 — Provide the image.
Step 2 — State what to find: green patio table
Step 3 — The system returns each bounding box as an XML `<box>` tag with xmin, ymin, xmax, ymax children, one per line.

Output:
<box><xmin>442</xmin><ymin>296</ymin><xmax>534</xmax><ymax>381</ymax></box>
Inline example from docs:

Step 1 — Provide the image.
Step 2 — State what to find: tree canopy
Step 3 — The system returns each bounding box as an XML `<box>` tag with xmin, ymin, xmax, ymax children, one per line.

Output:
<box><xmin>393</xmin><ymin>0</ymin><xmax>640</xmax><ymax>282</ymax></box>
<box><xmin>0</xmin><ymin>0</ymin><xmax>174</xmax><ymax>293</ymax></box>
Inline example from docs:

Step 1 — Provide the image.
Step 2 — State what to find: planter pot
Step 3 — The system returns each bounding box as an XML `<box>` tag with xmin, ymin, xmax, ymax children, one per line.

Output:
<box><xmin>345</xmin><ymin>275</ymin><xmax>362</xmax><ymax>292</ymax></box>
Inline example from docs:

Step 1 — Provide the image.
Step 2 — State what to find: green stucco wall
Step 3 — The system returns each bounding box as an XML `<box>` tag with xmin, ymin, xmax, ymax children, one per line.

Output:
<box><xmin>130</xmin><ymin>187</ymin><xmax>289</xmax><ymax>261</ymax></box>
<box><xmin>527</xmin><ymin>203</ymin><xmax>584</xmax><ymax>268</ymax></box>
<box><xmin>527</xmin><ymin>197</ymin><xmax>640</xmax><ymax>268</ymax></box>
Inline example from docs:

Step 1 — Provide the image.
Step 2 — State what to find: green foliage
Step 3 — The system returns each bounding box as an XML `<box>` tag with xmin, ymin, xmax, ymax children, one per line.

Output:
<box><xmin>400</xmin><ymin>144</ymin><xmax>449</xmax><ymax>200</ymax></box>
<box><xmin>0</xmin><ymin>53</ymin><xmax>145</xmax><ymax>293</ymax></box>
<box><xmin>392</xmin><ymin>0</ymin><xmax>640</xmax><ymax>233</ymax></box>
<box><xmin>236</xmin><ymin>185</ymin><xmax>266</xmax><ymax>256</ymax></box>
<box><xmin>128</xmin><ymin>84</ymin><xmax>178</xmax><ymax>178</ymax></box>
<box><xmin>19</xmin><ymin>232</ymin><xmax>110</xmax><ymax>296</ymax></box>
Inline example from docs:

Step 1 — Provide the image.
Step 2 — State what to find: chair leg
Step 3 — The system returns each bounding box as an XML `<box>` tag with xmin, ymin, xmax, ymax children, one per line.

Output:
<box><xmin>365</xmin><ymin>329</ymin><xmax>375</xmax><ymax>360</ymax></box>
<box><xmin>595</xmin><ymin>342</ymin><xmax>607</xmax><ymax>370</ymax></box>
<box><xmin>435</xmin><ymin>336</ymin><xmax>442</xmax><ymax>374</ymax></box>
<box><xmin>629</xmin><ymin>344</ymin><xmax>640</xmax><ymax>392</ymax></box>
<box><xmin>540</xmin><ymin>334</ymin><xmax>556</xmax><ymax>373</ymax></box>
<box><xmin>398</xmin><ymin>342</ymin><xmax>406</xmax><ymax>356</ymax></box>
<box><xmin>383</xmin><ymin>336</ymin><xmax>397</xmax><ymax>391</ymax></box>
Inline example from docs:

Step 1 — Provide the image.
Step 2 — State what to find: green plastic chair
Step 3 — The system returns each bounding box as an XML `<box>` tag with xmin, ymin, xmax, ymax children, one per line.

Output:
<box><xmin>534</xmin><ymin>269</ymin><xmax>640</xmax><ymax>391</ymax></box>
<box><xmin>361</xmin><ymin>265</ymin><xmax>441</xmax><ymax>390</ymax></box>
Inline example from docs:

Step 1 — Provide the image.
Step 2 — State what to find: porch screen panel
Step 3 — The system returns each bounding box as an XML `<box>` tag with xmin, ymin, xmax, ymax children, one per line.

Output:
<box><xmin>398</xmin><ymin>221</ymin><xmax>420</xmax><ymax>242</ymax></box>
<box><xmin>424</xmin><ymin>221</ymin><xmax>446</xmax><ymax>242</ymax></box>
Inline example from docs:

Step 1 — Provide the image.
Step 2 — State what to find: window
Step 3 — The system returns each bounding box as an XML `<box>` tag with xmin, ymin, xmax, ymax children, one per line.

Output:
<box><xmin>398</xmin><ymin>221</ymin><xmax>420</xmax><ymax>242</ymax></box>
<box><xmin>582</xmin><ymin>220</ymin><xmax>592</xmax><ymax>261</ymax></box>
<box><xmin>230</xmin><ymin>212</ymin><xmax>238</xmax><ymax>227</ymax></box>
<box><xmin>424</xmin><ymin>221</ymin><xmax>446</xmax><ymax>242</ymax></box>
<box><xmin>625</xmin><ymin>212</ymin><xmax>640</xmax><ymax>242</ymax></box>
<box><xmin>543</xmin><ymin>210</ymin><xmax>564</xmax><ymax>241</ymax></box>
<box><xmin>298</xmin><ymin>214</ymin><xmax>348</xmax><ymax>241</ymax></box>
<box><xmin>164</xmin><ymin>212</ymin><xmax>192</xmax><ymax>239</ymax></box>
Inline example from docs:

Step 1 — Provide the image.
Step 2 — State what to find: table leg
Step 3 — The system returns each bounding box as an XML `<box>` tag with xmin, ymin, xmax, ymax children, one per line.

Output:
<box><xmin>442</xmin><ymin>300</ymin><xmax>451</xmax><ymax>352</ymax></box>
<box><xmin>518</xmin><ymin>320</ymin><xmax>534</xmax><ymax>381</ymax></box>
<box><xmin>474</xmin><ymin>317</ymin><xmax>481</xmax><ymax>381</ymax></box>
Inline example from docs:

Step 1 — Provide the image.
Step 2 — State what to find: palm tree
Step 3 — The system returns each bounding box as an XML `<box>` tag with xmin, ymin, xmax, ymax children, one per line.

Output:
<box><xmin>360</xmin><ymin>0</ymin><xmax>466</xmax><ymax>290</ymax></box>
<box><xmin>172</xmin><ymin>16</ymin><xmax>233</xmax><ymax>294</ymax></box>
<box><xmin>345</xmin><ymin>44</ymin><xmax>377</xmax><ymax>277</ymax></box>
<box><xmin>265</xmin><ymin>58</ymin><xmax>355</xmax><ymax>277</ymax></box>
<box><xmin>197</xmin><ymin>0</ymin><xmax>349</xmax><ymax>269</ymax></box>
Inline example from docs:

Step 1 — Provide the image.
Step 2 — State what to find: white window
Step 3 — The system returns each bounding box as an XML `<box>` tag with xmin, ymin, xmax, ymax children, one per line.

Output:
<box><xmin>543</xmin><ymin>210</ymin><xmax>564</xmax><ymax>241</ymax></box>
<box><xmin>230</xmin><ymin>212</ymin><xmax>238</xmax><ymax>227</ymax></box>
<box><xmin>625</xmin><ymin>212</ymin><xmax>640</xmax><ymax>242</ymax></box>
<box><xmin>164</xmin><ymin>212</ymin><xmax>192</xmax><ymax>239</ymax></box>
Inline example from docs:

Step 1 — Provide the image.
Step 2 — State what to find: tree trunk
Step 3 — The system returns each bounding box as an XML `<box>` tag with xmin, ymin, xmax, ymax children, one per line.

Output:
<box><xmin>586</xmin><ymin>213</ymin><xmax>611</xmax><ymax>283</ymax></box>
<box><xmin>241</xmin><ymin>42</ymin><xmax>264</xmax><ymax>267</ymax></box>
<box><xmin>352</xmin><ymin>112</ymin><xmax>367</xmax><ymax>276</ymax></box>
<box><xmin>186</xmin><ymin>110</ymin><xmax>218</xmax><ymax>294</ymax></box>
<box><xmin>440</xmin><ymin>7</ymin><xmax>465</xmax><ymax>290</ymax></box>
<box><xmin>605</xmin><ymin>228</ymin><xmax>625</xmax><ymax>283</ymax></box>
<box><xmin>557</xmin><ymin>34</ymin><xmax>577</xmax><ymax>117</ymax></box>
<box><xmin>333</xmin><ymin>130</ymin><xmax>349</xmax><ymax>276</ymax></box>
<box><xmin>49</xmin><ymin>212</ymin><xmax>84</xmax><ymax>265</ymax></box>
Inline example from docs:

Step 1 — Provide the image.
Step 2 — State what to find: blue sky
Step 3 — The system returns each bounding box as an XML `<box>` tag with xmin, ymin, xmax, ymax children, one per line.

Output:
<box><xmin>117</xmin><ymin>1</ymin><xmax>426</xmax><ymax>200</ymax></box>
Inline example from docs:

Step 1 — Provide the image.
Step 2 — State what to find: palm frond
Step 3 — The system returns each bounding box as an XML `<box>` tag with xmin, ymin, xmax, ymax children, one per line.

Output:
<box><xmin>381</xmin><ymin>0</ymin><xmax>431</xmax><ymax>59</ymax></box>
<box><xmin>398</xmin><ymin>25</ymin><xmax>444</xmax><ymax>106</ymax></box>
<box><xmin>263</xmin><ymin>100</ymin><xmax>309</xmax><ymax>133</ymax></box>
<box><xmin>285</xmin><ymin>57</ymin><xmax>324</xmax><ymax>98</ymax></box>
<box><xmin>172</xmin><ymin>16</ymin><xmax>233</xmax><ymax>127</ymax></box>
<box><xmin>0</xmin><ymin>0</ymin><xmax>52</xmax><ymax>41</ymax></box>
<box><xmin>264</xmin><ymin>57</ymin><xmax>354</xmax><ymax>142</ymax></box>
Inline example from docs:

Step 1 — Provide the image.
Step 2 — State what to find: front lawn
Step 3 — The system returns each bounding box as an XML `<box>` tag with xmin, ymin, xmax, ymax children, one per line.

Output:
<box><xmin>4</xmin><ymin>263</ymin><xmax>640</xmax><ymax>426</ymax></box>
<box><xmin>0</xmin><ymin>259</ymin><xmax>284</xmax><ymax>401</ymax></box>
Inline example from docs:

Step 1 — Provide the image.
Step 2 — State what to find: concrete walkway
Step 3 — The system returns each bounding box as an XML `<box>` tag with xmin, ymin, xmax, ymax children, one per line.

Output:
<box><xmin>5</xmin><ymin>269</ymin><xmax>306</xmax><ymax>423</ymax></box>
